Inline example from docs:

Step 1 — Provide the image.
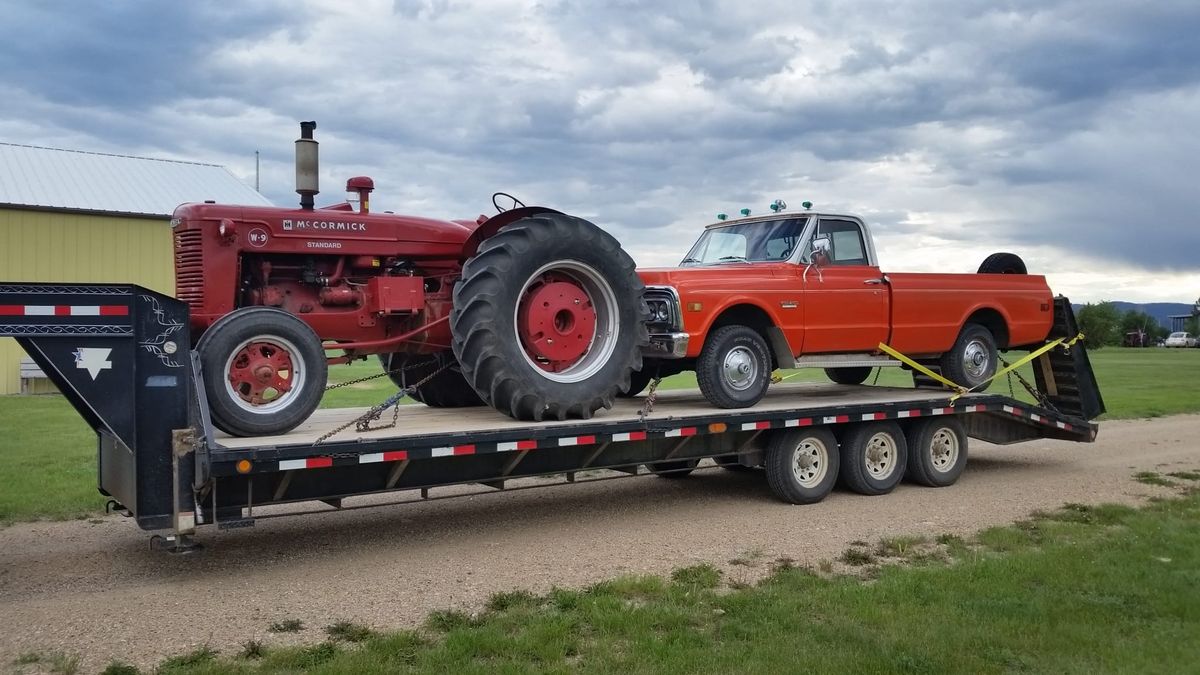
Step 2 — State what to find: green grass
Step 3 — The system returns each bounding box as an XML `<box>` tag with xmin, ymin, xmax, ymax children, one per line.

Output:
<box><xmin>1</xmin><ymin>347</ymin><xmax>1196</xmax><ymax>523</ymax></box>
<box><xmin>139</xmin><ymin>491</ymin><xmax>1200</xmax><ymax>674</ymax></box>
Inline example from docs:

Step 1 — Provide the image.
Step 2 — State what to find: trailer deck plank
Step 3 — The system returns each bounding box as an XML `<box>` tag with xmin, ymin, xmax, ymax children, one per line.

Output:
<box><xmin>217</xmin><ymin>383</ymin><xmax>983</xmax><ymax>449</ymax></box>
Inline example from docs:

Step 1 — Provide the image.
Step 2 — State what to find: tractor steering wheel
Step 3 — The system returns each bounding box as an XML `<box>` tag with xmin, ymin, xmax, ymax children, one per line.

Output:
<box><xmin>492</xmin><ymin>192</ymin><xmax>526</xmax><ymax>213</ymax></box>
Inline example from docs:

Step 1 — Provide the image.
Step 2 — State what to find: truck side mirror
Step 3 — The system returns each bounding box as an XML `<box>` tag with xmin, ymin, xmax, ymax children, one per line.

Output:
<box><xmin>809</xmin><ymin>236</ymin><xmax>832</xmax><ymax>264</ymax></box>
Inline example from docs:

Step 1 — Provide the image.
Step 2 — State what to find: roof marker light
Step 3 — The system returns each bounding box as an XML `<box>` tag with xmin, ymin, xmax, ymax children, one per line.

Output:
<box><xmin>717</xmin><ymin>213</ymin><xmax>727</xmax><ymax>221</ymax></box>
<box><xmin>770</xmin><ymin>199</ymin><xmax>787</xmax><ymax>213</ymax></box>
<box><xmin>802</xmin><ymin>201</ymin><xmax>813</xmax><ymax>210</ymax></box>
<box><xmin>740</xmin><ymin>208</ymin><xmax>751</xmax><ymax>217</ymax></box>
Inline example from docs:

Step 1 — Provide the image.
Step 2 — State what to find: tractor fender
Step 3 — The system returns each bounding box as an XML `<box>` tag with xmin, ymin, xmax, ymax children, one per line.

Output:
<box><xmin>460</xmin><ymin>206</ymin><xmax>564</xmax><ymax>261</ymax></box>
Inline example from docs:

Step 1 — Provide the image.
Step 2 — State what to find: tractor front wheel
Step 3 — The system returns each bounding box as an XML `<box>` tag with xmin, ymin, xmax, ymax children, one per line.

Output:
<box><xmin>199</xmin><ymin>307</ymin><xmax>327</xmax><ymax>437</ymax></box>
<box><xmin>451</xmin><ymin>212</ymin><xmax>648</xmax><ymax>421</ymax></box>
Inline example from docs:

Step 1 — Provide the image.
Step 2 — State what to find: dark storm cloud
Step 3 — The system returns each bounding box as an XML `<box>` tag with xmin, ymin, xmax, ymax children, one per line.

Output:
<box><xmin>1</xmin><ymin>0</ymin><xmax>1199</xmax><ymax>274</ymax></box>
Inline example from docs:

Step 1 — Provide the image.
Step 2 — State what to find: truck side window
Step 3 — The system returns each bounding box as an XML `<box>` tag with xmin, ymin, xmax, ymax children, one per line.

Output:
<box><xmin>815</xmin><ymin>219</ymin><xmax>868</xmax><ymax>266</ymax></box>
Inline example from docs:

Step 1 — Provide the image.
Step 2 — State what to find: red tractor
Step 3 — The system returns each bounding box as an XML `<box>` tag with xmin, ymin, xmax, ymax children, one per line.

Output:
<box><xmin>173</xmin><ymin>122</ymin><xmax>647</xmax><ymax>436</ymax></box>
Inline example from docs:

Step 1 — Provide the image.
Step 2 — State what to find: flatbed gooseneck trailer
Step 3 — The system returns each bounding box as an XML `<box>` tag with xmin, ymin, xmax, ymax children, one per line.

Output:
<box><xmin>0</xmin><ymin>283</ymin><xmax>1104</xmax><ymax>551</ymax></box>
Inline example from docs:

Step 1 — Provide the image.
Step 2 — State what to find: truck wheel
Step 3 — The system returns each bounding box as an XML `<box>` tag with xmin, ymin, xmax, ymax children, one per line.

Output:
<box><xmin>905</xmin><ymin>417</ymin><xmax>968</xmax><ymax>487</ymax></box>
<box><xmin>764</xmin><ymin>427</ymin><xmax>840</xmax><ymax>504</ymax></box>
<box><xmin>648</xmin><ymin>459</ymin><xmax>698</xmax><ymax>478</ymax></box>
<box><xmin>618</xmin><ymin>366</ymin><xmax>656</xmax><ymax>398</ymax></box>
<box><xmin>825</xmin><ymin>367</ymin><xmax>873</xmax><ymax>385</ymax></box>
<box><xmin>697</xmin><ymin>325</ymin><xmax>772</xmax><ymax>408</ymax></box>
<box><xmin>451</xmin><ymin>212</ymin><xmax>648</xmax><ymax>421</ymax></box>
<box><xmin>199</xmin><ymin>307</ymin><xmax>327</xmax><ymax>437</ymax></box>
<box><xmin>378</xmin><ymin>352</ymin><xmax>482</xmax><ymax>408</ymax></box>
<box><xmin>977</xmin><ymin>252</ymin><xmax>1027</xmax><ymax>274</ymax></box>
<box><xmin>838</xmin><ymin>422</ymin><xmax>908</xmax><ymax>495</ymax></box>
<box><xmin>939</xmin><ymin>323</ymin><xmax>997</xmax><ymax>390</ymax></box>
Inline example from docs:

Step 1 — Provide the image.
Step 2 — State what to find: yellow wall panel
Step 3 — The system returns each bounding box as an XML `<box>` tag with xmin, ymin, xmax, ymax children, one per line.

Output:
<box><xmin>1</xmin><ymin>208</ymin><xmax>174</xmax><ymax>394</ymax></box>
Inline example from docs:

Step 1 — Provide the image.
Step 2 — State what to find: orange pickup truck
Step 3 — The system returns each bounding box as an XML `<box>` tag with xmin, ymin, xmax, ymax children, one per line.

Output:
<box><xmin>632</xmin><ymin>206</ymin><xmax>1055</xmax><ymax>408</ymax></box>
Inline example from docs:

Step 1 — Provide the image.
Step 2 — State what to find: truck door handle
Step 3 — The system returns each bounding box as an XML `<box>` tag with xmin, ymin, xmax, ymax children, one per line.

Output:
<box><xmin>864</xmin><ymin>278</ymin><xmax>885</xmax><ymax>285</ymax></box>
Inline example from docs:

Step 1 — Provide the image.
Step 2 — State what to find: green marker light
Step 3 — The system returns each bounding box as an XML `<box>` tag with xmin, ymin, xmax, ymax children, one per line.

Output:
<box><xmin>740</xmin><ymin>208</ymin><xmax>751</xmax><ymax>217</ymax></box>
<box><xmin>802</xmin><ymin>201</ymin><xmax>813</xmax><ymax>210</ymax></box>
<box><xmin>717</xmin><ymin>213</ymin><xmax>727</xmax><ymax>221</ymax></box>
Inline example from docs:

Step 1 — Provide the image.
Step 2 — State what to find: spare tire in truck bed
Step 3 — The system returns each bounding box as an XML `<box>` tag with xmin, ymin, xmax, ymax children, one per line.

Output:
<box><xmin>977</xmin><ymin>252</ymin><xmax>1027</xmax><ymax>274</ymax></box>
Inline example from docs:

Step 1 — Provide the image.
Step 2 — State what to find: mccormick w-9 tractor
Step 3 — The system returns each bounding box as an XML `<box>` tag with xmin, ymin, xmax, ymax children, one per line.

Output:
<box><xmin>173</xmin><ymin>122</ymin><xmax>646</xmax><ymax>436</ymax></box>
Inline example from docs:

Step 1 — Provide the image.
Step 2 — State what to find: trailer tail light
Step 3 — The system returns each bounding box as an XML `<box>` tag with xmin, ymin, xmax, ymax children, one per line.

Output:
<box><xmin>236</xmin><ymin>459</ymin><xmax>252</xmax><ymax>474</ymax></box>
<box><xmin>708</xmin><ymin>422</ymin><xmax>727</xmax><ymax>433</ymax></box>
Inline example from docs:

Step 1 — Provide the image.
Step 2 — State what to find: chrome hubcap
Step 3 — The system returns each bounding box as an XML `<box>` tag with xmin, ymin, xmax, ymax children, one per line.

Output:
<box><xmin>723</xmin><ymin>346</ymin><xmax>758</xmax><ymax>391</ymax></box>
<box><xmin>962</xmin><ymin>339</ymin><xmax>991</xmax><ymax>381</ymax></box>
<box><xmin>791</xmin><ymin>439</ymin><xmax>828</xmax><ymax>488</ymax></box>
<box><xmin>930</xmin><ymin>428</ymin><xmax>959</xmax><ymax>472</ymax></box>
<box><xmin>864</xmin><ymin>432</ymin><xmax>896</xmax><ymax>479</ymax></box>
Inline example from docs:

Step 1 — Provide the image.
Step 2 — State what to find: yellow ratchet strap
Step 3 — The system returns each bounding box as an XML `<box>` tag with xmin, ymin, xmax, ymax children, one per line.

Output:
<box><xmin>877</xmin><ymin>332</ymin><xmax>1085</xmax><ymax>405</ymax></box>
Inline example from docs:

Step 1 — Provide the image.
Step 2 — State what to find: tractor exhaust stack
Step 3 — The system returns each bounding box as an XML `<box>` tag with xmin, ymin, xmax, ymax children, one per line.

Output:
<box><xmin>295</xmin><ymin>121</ymin><xmax>319</xmax><ymax>210</ymax></box>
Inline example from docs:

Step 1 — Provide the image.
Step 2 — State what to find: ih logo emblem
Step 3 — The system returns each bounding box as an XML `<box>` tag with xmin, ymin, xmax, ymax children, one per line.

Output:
<box><xmin>73</xmin><ymin>347</ymin><xmax>113</xmax><ymax>380</ymax></box>
<box><xmin>282</xmin><ymin>219</ymin><xmax>293</xmax><ymax>230</ymax></box>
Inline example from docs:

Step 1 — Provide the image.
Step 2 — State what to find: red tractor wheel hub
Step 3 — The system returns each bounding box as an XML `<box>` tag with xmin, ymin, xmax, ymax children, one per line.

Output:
<box><xmin>228</xmin><ymin>341</ymin><xmax>295</xmax><ymax>404</ymax></box>
<box><xmin>517</xmin><ymin>276</ymin><xmax>598</xmax><ymax>372</ymax></box>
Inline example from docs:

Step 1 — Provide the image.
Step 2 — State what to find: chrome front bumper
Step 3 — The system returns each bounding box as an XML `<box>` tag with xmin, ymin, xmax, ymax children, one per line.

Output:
<box><xmin>644</xmin><ymin>332</ymin><xmax>689</xmax><ymax>359</ymax></box>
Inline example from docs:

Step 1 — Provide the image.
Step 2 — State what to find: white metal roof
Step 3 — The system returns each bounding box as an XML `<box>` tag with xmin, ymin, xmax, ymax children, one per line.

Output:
<box><xmin>0</xmin><ymin>142</ymin><xmax>272</xmax><ymax>217</ymax></box>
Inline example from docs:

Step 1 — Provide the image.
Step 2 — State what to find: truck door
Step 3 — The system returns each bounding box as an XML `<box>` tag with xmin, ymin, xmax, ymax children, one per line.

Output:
<box><xmin>799</xmin><ymin>217</ymin><xmax>890</xmax><ymax>354</ymax></box>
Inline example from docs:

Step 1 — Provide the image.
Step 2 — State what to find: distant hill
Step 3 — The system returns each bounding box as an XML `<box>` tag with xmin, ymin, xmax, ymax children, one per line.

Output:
<box><xmin>1071</xmin><ymin>301</ymin><xmax>1195</xmax><ymax>329</ymax></box>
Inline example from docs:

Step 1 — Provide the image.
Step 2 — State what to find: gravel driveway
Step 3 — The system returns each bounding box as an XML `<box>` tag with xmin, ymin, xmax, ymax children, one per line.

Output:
<box><xmin>2</xmin><ymin>414</ymin><xmax>1198</xmax><ymax>671</ymax></box>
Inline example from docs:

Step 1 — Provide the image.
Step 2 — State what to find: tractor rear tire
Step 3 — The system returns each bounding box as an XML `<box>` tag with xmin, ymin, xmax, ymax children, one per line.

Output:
<box><xmin>378</xmin><ymin>352</ymin><xmax>483</xmax><ymax>408</ymax></box>
<box><xmin>451</xmin><ymin>212</ymin><xmax>648</xmax><ymax>421</ymax></box>
<box><xmin>199</xmin><ymin>307</ymin><xmax>327</xmax><ymax>437</ymax></box>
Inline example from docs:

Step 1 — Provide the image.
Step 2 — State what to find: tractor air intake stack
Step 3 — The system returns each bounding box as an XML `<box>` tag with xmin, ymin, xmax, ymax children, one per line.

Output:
<box><xmin>296</xmin><ymin>121</ymin><xmax>319</xmax><ymax>210</ymax></box>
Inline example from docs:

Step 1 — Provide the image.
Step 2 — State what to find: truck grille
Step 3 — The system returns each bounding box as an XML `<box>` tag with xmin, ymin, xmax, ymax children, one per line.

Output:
<box><xmin>174</xmin><ymin>230</ymin><xmax>204</xmax><ymax>310</ymax></box>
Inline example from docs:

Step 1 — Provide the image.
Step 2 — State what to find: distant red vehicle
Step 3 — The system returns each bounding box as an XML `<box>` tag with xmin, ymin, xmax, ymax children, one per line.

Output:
<box><xmin>631</xmin><ymin>204</ymin><xmax>1055</xmax><ymax>408</ymax></box>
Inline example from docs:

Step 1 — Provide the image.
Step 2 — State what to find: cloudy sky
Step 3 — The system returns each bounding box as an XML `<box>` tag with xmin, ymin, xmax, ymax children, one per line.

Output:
<box><xmin>2</xmin><ymin>0</ymin><xmax>1198</xmax><ymax>303</ymax></box>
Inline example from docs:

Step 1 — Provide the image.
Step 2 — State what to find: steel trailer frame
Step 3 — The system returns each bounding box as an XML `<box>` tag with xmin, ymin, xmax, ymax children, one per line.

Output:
<box><xmin>0</xmin><ymin>283</ymin><xmax>1104</xmax><ymax>549</ymax></box>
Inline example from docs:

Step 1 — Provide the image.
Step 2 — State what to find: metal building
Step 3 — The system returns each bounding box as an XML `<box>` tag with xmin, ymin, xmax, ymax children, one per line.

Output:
<box><xmin>0</xmin><ymin>142</ymin><xmax>271</xmax><ymax>394</ymax></box>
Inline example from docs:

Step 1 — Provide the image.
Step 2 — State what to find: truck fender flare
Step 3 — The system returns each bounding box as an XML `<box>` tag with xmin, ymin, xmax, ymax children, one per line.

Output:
<box><xmin>699</xmin><ymin>299</ymin><xmax>791</xmax><ymax>364</ymax></box>
<box><xmin>460</xmin><ymin>206</ymin><xmax>564</xmax><ymax>261</ymax></box>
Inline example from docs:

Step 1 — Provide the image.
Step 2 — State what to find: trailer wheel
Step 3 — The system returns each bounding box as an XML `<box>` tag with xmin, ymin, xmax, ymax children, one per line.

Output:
<box><xmin>648</xmin><ymin>459</ymin><xmax>698</xmax><ymax>478</ymax></box>
<box><xmin>452</xmin><ymin>212</ymin><xmax>648</xmax><ymax>421</ymax></box>
<box><xmin>825</xmin><ymin>367</ymin><xmax>873</xmax><ymax>385</ymax></box>
<box><xmin>838</xmin><ymin>422</ymin><xmax>908</xmax><ymax>495</ymax></box>
<box><xmin>697</xmin><ymin>325</ymin><xmax>772</xmax><ymax>409</ymax></box>
<box><xmin>378</xmin><ymin>352</ymin><xmax>483</xmax><ymax>408</ymax></box>
<box><xmin>199</xmin><ymin>307</ymin><xmax>327</xmax><ymax>437</ymax></box>
<box><xmin>904</xmin><ymin>417</ymin><xmax>968</xmax><ymax>487</ymax></box>
<box><xmin>764</xmin><ymin>427</ymin><xmax>840</xmax><ymax>504</ymax></box>
<box><xmin>977</xmin><ymin>252</ymin><xmax>1027</xmax><ymax>274</ymax></box>
<box><xmin>939</xmin><ymin>323</ymin><xmax>997</xmax><ymax>390</ymax></box>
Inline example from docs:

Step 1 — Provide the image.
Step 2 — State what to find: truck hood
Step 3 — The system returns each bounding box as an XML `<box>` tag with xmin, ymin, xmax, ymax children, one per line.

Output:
<box><xmin>637</xmin><ymin>264</ymin><xmax>795</xmax><ymax>290</ymax></box>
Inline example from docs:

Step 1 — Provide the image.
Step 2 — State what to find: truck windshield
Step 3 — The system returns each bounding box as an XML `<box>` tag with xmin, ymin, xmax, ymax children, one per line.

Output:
<box><xmin>681</xmin><ymin>217</ymin><xmax>808</xmax><ymax>265</ymax></box>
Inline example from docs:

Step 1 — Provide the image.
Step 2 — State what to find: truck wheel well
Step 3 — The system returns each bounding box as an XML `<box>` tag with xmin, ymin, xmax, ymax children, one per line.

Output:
<box><xmin>710</xmin><ymin>304</ymin><xmax>779</xmax><ymax>368</ymax></box>
<box><xmin>966</xmin><ymin>308</ymin><xmax>1009</xmax><ymax>349</ymax></box>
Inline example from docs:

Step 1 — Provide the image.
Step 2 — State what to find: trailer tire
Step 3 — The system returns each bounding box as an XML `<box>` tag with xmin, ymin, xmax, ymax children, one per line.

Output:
<box><xmin>825</xmin><ymin>367</ymin><xmax>873</xmax><ymax>385</ymax></box>
<box><xmin>939</xmin><ymin>323</ymin><xmax>997</xmax><ymax>390</ymax></box>
<box><xmin>378</xmin><ymin>352</ymin><xmax>483</xmax><ymax>408</ymax></box>
<box><xmin>697</xmin><ymin>325</ymin><xmax>772</xmax><ymax>409</ymax></box>
<box><xmin>838</xmin><ymin>422</ymin><xmax>908</xmax><ymax>495</ymax></box>
<box><xmin>977</xmin><ymin>252</ymin><xmax>1027</xmax><ymax>275</ymax></box>
<box><xmin>648</xmin><ymin>459</ymin><xmax>698</xmax><ymax>478</ymax></box>
<box><xmin>452</xmin><ymin>212</ymin><xmax>648</xmax><ymax>421</ymax></box>
<box><xmin>764</xmin><ymin>427</ymin><xmax>840</xmax><ymax>504</ymax></box>
<box><xmin>904</xmin><ymin>417</ymin><xmax>968</xmax><ymax>487</ymax></box>
<box><xmin>199</xmin><ymin>307</ymin><xmax>327</xmax><ymax>437</ymax></box>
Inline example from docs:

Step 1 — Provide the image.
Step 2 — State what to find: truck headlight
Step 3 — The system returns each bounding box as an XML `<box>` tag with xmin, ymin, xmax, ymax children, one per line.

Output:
<box><xmin>648</xmin><ymin>300</ymin><xmax>670</xmax><ymax>323</ymax></box>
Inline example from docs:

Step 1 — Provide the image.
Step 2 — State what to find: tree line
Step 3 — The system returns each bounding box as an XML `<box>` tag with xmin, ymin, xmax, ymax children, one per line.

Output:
<box><xmin>1076</xmin><ymin>299</ymin><xmax>1200</xmax><ymax>347</ymax></box>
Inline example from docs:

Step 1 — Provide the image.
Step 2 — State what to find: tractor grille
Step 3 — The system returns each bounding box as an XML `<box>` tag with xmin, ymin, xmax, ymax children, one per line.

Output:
<box><xmin>174</xmin><ymin>230</ymin><xmax>205</xmax><ymax>310</ymax></box>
